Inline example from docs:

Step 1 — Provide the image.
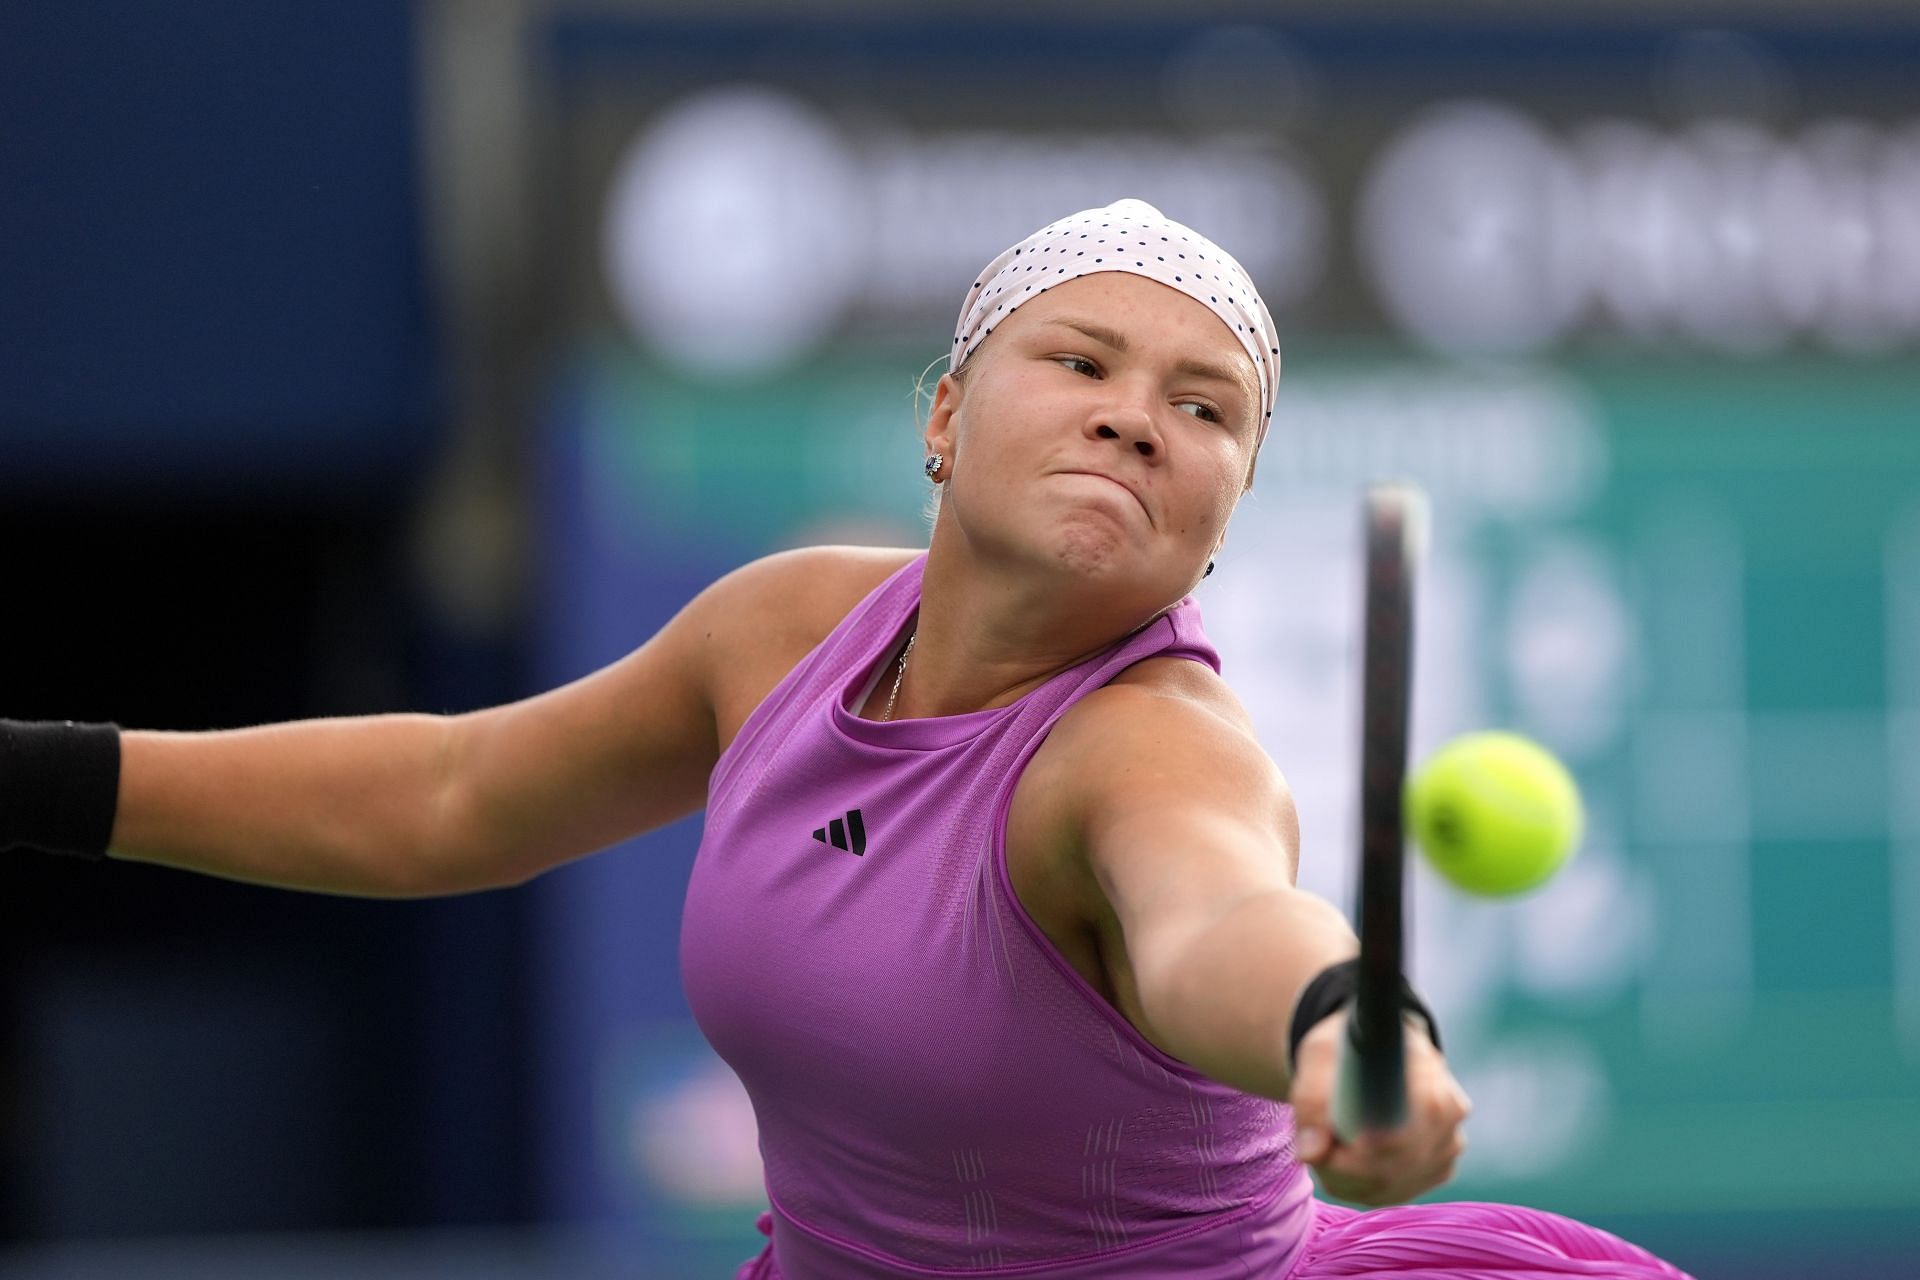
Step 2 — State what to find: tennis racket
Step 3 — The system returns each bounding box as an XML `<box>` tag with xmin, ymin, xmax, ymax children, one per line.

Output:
<box><xmin>1331</xmin><ymin>482</ymin><xmax>1428</xmax><ymax>1138</ymax></box>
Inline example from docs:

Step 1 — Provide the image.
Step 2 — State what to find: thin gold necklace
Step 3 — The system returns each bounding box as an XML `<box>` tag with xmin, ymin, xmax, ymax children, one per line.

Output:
<box><xmin>881</xmin><ymin>632</ymin><xmax>916</xmax><ymax>722</ymax></box>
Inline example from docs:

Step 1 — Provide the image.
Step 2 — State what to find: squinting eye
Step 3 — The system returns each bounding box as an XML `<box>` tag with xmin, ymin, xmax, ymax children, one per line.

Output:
<box><xmin>1055</xmin><ymin>356</ymin><xmax>1099</xmax><ymax>376</ymax></box>
<box><xmin>1178</xmin><ymin>402</ymin><xmax>1223</xmax><ymax>423</ymax></box>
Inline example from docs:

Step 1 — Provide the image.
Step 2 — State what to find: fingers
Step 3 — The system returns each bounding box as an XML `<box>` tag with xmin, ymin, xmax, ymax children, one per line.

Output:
<box><xmin>1313</xmin><ymin>1117</ymin><xmax>1463</xmax><ymax>1205</ymax></box>
<box><xmin>1285</xmin><ymin>1010</ymin><xmax>1346</xmax><ymax>1164</ymax></box>
<box><xmin>1290</xmin><ymin>1022</ymin><xmax>1472</xmax><ymax>1206</ymax></box>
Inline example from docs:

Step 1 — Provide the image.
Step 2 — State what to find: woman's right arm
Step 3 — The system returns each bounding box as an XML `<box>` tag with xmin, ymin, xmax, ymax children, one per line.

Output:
<box><xmin>107</xmin><ymin>553</ymin><xmax>794</xmax><ymax>897</ymax></box>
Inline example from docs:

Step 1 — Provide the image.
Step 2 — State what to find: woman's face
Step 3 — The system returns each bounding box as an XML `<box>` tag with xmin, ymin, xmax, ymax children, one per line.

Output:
<box><xmin>924</xmin><ymin>271</ymin><xmax>1264</xmax><ymax>603</ymax></box>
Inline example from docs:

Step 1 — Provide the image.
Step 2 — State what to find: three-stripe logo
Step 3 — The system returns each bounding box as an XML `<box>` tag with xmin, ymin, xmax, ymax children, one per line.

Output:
<box><xmin>812</xmin><ymin>809</ymin><xmax>867</xmax><ymax>856</ymax></box>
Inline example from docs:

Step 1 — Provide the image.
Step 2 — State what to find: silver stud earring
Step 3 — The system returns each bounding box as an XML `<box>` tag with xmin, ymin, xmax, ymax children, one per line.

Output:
<box><xmin>924</xmin><ymin>453</ymin><xmax>945</xmax><ymax>482</ymax></box>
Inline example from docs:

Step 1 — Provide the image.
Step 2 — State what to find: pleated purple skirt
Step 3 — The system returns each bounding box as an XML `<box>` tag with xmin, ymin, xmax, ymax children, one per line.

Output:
<box><xmin>735</xmin><ymin>1197</ymin><xmax>1697</xmax><ymax>1278</ymax></box>
<box><xmin>1289</xmin><ymin>1199</ymin><xmax>1695</xmax><ymax>1279</ymax></box>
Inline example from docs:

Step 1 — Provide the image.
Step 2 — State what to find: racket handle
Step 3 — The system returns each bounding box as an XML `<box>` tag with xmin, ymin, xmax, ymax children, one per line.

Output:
<box><xmin>1331</xmin><ymin>1028</ymin><xmax>1366</xmax><ymax>1141</ymax></box>
<box><xmin>1331</xmin><ymin>1034</ymin><xmax>1361</xmax><ymax>1142</ymax></box>
<box><xmin>1330</xmin><ymin>1018</ymin><xmax>1408</xmax><ymax>1142</ymax></box>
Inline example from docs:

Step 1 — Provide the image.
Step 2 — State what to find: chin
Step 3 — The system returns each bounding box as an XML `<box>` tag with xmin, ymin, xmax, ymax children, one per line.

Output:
<box><xmin>1045</xmin><ymin>528</ymin><xmax>1179</xmax><ymax>606</ymax></box>
<box><xmin>1048</xmin><ymin>520</ymin><xmax>1130</xmax><ymax>578</ymax></box>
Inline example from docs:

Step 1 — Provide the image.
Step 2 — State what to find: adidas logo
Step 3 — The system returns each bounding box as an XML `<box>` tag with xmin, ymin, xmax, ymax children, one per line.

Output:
<box><xmin>811</xmin><ymin>809</ymin><xmax>868</xmax><ymax>856</ymax></box>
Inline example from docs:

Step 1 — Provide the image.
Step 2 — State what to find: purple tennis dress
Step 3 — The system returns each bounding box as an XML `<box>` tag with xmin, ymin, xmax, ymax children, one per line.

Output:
<box><xmin>680</xmin><ymin>554</ymin><xmax>1693</xmax><ymax>1279</ymax></box>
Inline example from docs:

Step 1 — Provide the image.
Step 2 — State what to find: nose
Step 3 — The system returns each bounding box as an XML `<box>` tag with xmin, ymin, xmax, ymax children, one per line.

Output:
<box><xmin>1093</xmin><ymin>423</ymin><xmax>1155</xmax><ymax>458</ymax></box>
<box><xmin>1089</xmin><ymin>395</ymin><xmax>1161</xmax><ymax>460</ymax></box>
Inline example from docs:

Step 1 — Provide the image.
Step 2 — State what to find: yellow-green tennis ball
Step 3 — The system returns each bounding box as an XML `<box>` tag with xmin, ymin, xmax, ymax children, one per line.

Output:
<box><xmin>1406</xmin><ymin>732</ymin><xmax>1583</xmax><ymax>897</ymax></box>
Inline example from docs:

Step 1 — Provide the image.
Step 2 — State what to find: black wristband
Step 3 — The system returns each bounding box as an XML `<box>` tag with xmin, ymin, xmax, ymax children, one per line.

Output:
<box><xmin>1286</xmin><ymin>957</ymin><xmax>1443</xmax><ymax>1072</ymax></box>
<box><xmin>0</xmin><ymin>719</ymin><xmax>122</xmax><ymax>860</ymax></box>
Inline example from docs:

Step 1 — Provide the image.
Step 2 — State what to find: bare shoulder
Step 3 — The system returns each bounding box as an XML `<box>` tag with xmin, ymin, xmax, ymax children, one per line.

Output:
<box><xmin>702</xmin><ymin>543</ymin><xmax>918</xmax><ymax>629</ymax></box>
<box><xmin>436</xmin><ymin>543</ymin><xmax>921</xmax><ymax>882</ymax></box>
<box><xmin>1002</xmin><ymin>654</ymin><xmax>1299</xmax><ymax>1039</ymax></box>
<box><xmin>1103</xmin><ymin>654</ymin><xmax>1259</xmax><ymax>735</ymax></box>
<box><xmin>703</xmin><ymin>544</ymin><xmax>923</xmax><ymax>749</ymax></box>
<box><xmin>1059</xmin><ymin>658</ymin><xmax>1288</xmax><ymax>833</ymax></box>
<box><xmin>1028</xmin><ymin>656</ymin><xmax>1299</xmax><ymax>923</ymax></box>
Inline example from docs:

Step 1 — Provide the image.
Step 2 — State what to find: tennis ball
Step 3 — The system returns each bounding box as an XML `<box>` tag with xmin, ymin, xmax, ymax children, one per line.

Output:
<box><xmin>1405</xmin><ymin>731</ymin><xmax>1583</xmax><ymax>897</ymax></box>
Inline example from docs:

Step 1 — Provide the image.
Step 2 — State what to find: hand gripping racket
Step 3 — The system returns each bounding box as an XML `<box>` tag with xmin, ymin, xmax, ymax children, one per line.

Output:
<box><xmin>1332</xmin><ymin>483</ymin><xmax>1429</xmax><ymax>1139</ymax></box>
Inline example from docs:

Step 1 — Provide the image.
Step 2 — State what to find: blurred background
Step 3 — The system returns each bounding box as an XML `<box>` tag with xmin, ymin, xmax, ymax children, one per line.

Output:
<box><xmin>4</xmin><ymin>2</ymin><xmax>1918</xmax><ymax>1276</ymax></box>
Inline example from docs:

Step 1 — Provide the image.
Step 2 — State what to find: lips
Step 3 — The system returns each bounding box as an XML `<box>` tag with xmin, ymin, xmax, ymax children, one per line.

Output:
<box><xmin>1056</xmin><ymin>469</ymin><xmax>1146</xmax><ymax>518</ymax></box>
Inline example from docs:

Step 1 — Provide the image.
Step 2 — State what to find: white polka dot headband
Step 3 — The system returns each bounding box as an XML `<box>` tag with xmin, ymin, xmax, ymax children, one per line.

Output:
<box><xmin>951</xmin><ymin>198</ymin><xmax>1281</xmax><ymax>448</ymax></box>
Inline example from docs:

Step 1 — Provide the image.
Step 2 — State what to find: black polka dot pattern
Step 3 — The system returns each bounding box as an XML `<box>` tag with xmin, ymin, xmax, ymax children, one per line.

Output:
<box><xmin>951</xmin><ymin>199</ymin><xmax>1281</xmax><ymax>441</ymax></box>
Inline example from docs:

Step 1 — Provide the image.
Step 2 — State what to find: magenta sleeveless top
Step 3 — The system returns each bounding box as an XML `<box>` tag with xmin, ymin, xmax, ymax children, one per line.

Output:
<box><xmin>681</xmin><ymin>553</ymin><xmax>1316</xmax><ymax>1279</ymax></box>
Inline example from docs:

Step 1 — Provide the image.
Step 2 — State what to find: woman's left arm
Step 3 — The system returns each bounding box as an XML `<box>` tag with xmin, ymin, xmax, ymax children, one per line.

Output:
<box><xmin>1062</xmin><ymin>682</ymin><xmax>1468</xmax><ymax>1203</ymax></box>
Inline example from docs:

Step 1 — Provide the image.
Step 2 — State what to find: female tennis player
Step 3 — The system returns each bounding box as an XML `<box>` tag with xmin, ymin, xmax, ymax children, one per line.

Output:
<box><xmin>3</xmin><ymin>200</ymin><xmax>1693</xmax><ymax>1278</ymax></box>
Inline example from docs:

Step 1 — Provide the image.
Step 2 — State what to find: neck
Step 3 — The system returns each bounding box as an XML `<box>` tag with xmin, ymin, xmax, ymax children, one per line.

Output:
<box><xmin>884</xmin><ymin>531</ymin><xmax>1175</xmax><ymax>721</ymax></box>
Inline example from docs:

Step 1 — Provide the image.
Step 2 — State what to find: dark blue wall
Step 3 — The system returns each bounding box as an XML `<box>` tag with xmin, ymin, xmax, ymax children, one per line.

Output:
<box><xmin>0</xmin><ymin>1</ymin><xmax>441</xmax><ymax>492</ymax></box>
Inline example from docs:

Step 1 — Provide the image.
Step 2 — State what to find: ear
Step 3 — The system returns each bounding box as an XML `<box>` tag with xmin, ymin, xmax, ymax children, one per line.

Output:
<box><xmin>925</xmin><ymin>372</ymin><xmax>964</xmax><ymax>461</ymax></box>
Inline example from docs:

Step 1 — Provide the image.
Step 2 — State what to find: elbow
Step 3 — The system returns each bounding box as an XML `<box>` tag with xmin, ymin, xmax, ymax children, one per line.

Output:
<box><xmin>412</xmin><ymin>781</ymin><xmax>526</xmax><ymax>897</ymax></box>
<box><xmin>391</xmin><ymin>715</ymin><xmax>520</xmax><ymax>897</ymax></box>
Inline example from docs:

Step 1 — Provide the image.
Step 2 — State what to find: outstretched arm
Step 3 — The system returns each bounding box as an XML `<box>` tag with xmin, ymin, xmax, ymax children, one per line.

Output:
<box><xmin>1062</xmin><ymin>678</ymin><xmax>1468</xmax><ymax>1205</ymax></box>
<box><xmin>63</xmin><ymin>551</ymin><xmax>818</xmax><ymax>896</ymax></box>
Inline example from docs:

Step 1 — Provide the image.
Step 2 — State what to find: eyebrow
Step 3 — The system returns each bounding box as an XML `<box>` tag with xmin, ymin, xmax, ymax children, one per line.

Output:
<box><xmin>1037</xmin><ymin>315</ymin><xmax>1254</xmax><ymax>399</ymax></box>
